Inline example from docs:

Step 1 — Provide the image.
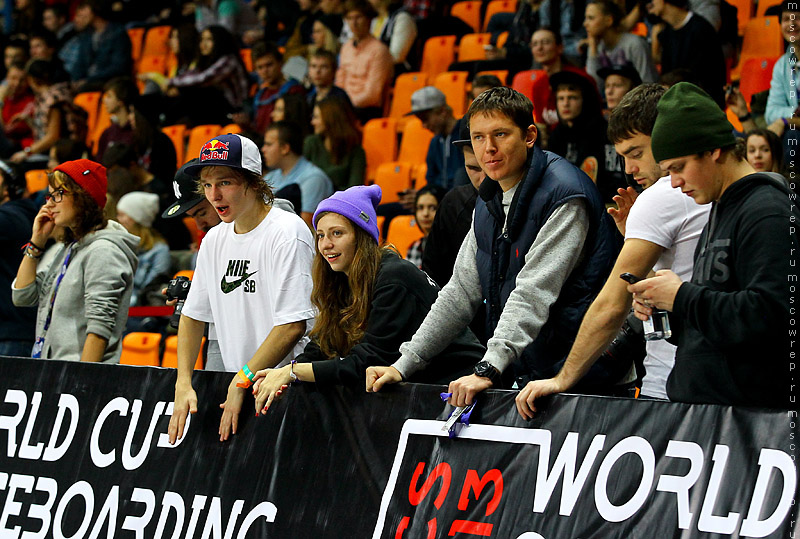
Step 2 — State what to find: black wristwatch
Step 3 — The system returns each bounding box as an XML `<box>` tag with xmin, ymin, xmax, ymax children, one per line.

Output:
<box><xmin>473</xmin><ymin>361</ymin><xmax>502</xmax><ymax>387</ymax></box>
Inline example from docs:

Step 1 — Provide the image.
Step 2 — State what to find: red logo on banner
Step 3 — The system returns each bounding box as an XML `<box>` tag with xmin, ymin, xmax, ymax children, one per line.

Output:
<box><xmin>396</xmin><ymin>462</ymin><xmax>504</xmax><ymax>537</ymax></box>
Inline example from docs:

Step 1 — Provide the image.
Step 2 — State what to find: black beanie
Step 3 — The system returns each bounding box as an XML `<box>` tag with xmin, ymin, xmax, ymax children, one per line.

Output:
<box><xmin>651</xmin><ymin>82</ymin><xmax>736</xmax><ymax>163</ymax></box>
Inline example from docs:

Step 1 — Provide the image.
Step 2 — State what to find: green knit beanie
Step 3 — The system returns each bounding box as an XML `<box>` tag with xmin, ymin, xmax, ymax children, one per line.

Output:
<box><xmin>651</xmin><ymin>82</ymin><xmax>736</xmax><ymax>163</ymax></box>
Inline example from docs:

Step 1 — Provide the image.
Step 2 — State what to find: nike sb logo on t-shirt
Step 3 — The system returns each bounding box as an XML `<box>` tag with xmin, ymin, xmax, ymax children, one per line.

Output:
<box><xmin>221</xmin><ymin>259</ymin><xmax>258</xmax><ymax>294</ymax></box>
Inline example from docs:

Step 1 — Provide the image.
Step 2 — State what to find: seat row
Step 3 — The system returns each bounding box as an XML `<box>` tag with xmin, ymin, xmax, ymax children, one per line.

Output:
<box><xmin>449</xmin><ymin>0</ymin><xmax>517</xmax><ymax>33</ymax></box>
<box><xmin>389</xmin><ymin>68</ymin><xmax>547</xmax><ymax>122</ymax></box>
<box><xmin>120</xmin><ymin>332</ymin><xmax>205</xmax><ymax>368</ymax></box>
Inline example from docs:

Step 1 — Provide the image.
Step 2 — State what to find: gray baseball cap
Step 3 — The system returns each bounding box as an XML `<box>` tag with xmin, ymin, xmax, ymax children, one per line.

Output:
<box><xmin>407</xmin><ymin>86</ymin><xmax>447</xmax><ymax>115</ymax></box>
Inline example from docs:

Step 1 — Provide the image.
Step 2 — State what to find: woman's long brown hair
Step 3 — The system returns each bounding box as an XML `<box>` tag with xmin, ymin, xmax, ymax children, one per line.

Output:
<box><xmin>310</xmin><ymin>213</ymin><xmax>384</xmax><ymax>358</ymax></box>
<box><xmin>317</xmin><ymin>97</ymin><xmax>362</xmax><ymax>165</ymax></box>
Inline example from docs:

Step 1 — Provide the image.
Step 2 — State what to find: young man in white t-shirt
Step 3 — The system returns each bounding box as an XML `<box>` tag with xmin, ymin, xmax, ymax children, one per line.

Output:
<box><xmin>514</xmin><ymin>84</ymin><xmax>710</xmax><ymax>418</ymax></box>
<box><xmin>168</xmin><ymin>134</ymin><xmax>315</xmax><ymax>443</ymax></box>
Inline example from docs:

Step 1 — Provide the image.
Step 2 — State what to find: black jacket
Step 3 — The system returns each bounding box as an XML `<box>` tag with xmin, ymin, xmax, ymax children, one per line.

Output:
<box><xmin>0</xmin><ymin>198</ymin><xmax>37</xmax><ymax>343</ymax></box>
<box><xmin>669</xmin><ymin>173</ymin><xmax>798</xmax><ymax>408</ymax></box>
<box><xmin>422</xmin><ymin>183</ymin><xmax>487</xmax><ymax>344</ymax></box>
<box><xmin>300</xmin><ymin>251</ymin><xmax>484</xmax><ymax>386</ymax></box>
<box><xmin>659</xmin><ymin>13</ymin><xmax>726</xmax><ymax>108</ymax></box>
<box><xmin>422</xmin><ymin>183</ymin><xmax>477</xmax><ymax>289</ymax></box>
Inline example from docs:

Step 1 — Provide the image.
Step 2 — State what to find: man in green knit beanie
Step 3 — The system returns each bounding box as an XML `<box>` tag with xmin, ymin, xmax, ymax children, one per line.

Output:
<box><xmin>626</xmin><ymin>82</ymin><xmax>798</xmax><ymax>408</ymax></box>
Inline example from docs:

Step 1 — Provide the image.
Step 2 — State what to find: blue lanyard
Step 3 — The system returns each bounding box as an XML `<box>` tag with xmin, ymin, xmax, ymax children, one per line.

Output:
<box><xmin>32</xmin><ymin>242</ymin><xmax>76</xmax><ymax>358</ymax></box>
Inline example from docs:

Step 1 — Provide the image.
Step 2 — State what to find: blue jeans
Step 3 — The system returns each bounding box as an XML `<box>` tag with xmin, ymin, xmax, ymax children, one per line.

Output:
<box><xmin>0</xmin><ymin>340</ymin><xmax>33</xmax><ymax>358</ymax></box>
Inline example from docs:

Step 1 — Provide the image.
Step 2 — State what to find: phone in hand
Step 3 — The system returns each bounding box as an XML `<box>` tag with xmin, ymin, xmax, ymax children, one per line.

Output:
<box><xmin>619</xmin><ymin>272</ymin><xmax>641</xmax><ymax>284</ymax></box>
<box><xmin>619</xmin><ymin>272</ymin><xmax>671</xmax><ymax>340</ymax></box>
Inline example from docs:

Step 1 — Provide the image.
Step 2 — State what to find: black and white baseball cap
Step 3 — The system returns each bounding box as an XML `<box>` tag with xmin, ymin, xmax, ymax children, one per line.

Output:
<box><xmin>162</xmin><ymin>158</ymin><xmax>206</xmax><ymax>219</ymax></box>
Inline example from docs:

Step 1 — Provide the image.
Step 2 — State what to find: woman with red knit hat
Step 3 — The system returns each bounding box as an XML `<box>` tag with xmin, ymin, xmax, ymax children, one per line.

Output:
<box><xmin>12</xmin><ymin>159</ymin><xmax>139</xmax><ymax>363</ymax></box>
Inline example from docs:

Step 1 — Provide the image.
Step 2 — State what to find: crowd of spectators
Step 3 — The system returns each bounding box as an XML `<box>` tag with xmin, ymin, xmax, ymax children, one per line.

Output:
<box><xmin>0</xmin><ymin>0</ymin><xmax>796</xmax><ymax>425</ymax></box>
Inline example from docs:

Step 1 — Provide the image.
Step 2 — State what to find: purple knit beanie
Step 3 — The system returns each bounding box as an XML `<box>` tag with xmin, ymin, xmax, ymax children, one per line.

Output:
<box><xmin>313</xmin><ymin>184</ymin><xmax>382</xmax><ymax>244</ymax></box>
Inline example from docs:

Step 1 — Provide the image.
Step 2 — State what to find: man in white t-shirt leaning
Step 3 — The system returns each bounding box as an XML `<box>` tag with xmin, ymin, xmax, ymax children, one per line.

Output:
<box><xmin>515</xmin><ymin>84</ymin><xmax>710</xmax><ymax>418</ymax></box>
<box><xmin>168</xmin><ymin>134</ymin><xmax>315</xmax><ymax>443</ymax></box>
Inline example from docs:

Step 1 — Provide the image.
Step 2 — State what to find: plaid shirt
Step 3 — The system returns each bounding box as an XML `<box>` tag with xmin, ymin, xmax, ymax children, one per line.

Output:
<box><xmin>406</xmin><ymin>237</ymin><xmax>425</xmax><ymax>269</ymax></box>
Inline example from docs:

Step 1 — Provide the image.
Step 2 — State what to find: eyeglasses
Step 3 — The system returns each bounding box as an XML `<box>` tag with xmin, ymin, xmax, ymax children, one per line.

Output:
<box><xmin>45</xmin><ymin>188</ymin><xmax>68</xmax><ymax>203</ymax></box>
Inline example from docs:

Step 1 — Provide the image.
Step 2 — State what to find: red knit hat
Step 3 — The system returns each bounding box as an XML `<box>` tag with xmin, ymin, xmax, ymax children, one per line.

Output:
<box><xmin>54</xmin><ymin>159</ymin><xmax>107</xmax><ymax>209</ymax></box>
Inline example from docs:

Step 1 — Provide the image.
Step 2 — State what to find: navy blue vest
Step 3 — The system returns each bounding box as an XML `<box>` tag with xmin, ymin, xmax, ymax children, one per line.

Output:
<box><xmin>474</xmin><ymin>147</ymin><xmax>618</xmax><ymax>380</ymax></box>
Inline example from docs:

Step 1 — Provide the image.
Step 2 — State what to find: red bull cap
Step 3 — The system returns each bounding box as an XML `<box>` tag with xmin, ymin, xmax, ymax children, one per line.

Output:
<box><xmin>184</xmin><ymin>133</ymin><xmax>262</xmax><ymax>177</ymax></box>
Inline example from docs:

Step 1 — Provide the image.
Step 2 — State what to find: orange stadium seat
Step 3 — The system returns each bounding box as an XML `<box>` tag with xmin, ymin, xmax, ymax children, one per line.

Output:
<box><xmin>476</xmin><ymin>69</ymin><xmax>508</xmax><ymax>85</ymax></box>
<box><xmin>120</xmin><ymin>332</ymin><xmax>162</xmax><ymax>367</ymax></box>
<box><xmin>757</xmin><ymin>0</ymin><xmax>782</xmax><ymax>18</ymax></box>
<box><xmin>186</xmin><ymin>124</ymin><xmax>222</xmax><ymax>163</ymax></box>
<box><xmin>73</xmin><ymin>92</ymin><xmax>101</xmax><ymax>144</ymax></box>
<box><xmin>363</xmin><ymin>117</ymin><xmax>398</xmax><ymax>181</ymax></box>
<box><xmin>374</xmin><ymin>161</ymin><xmax>413</xmax><ymax>204</ymax></box>
<box><xmin>137</xmin><ymin>54</ymin><xmax>169</xmax><ymax>76</ymax></box>
<box><xmin>496</xmin><ymin>31</ymin><xmax>509</xmax><ymax>48</ymax></box>
<box><xmin>726</xmin><ymin>107</ymin><xmax>744</xmax><ymax>133</ymax></box>
<box><xmin>173</xmin><ymin>269</ymin><xmax>195</xmax><ymax>281</ymax></box>
<box><xmin>25</xmin><ymin>170</ymin><xmax>48</xmax><ymax>193</ymax></box>
<box><xmin>127</xmin><ymin>27</ymin><xmax>145</xmax><ymax>64</ymax></box>
<box><xmin>91</xmin><ymin>101</ymin><xmax>112</xmax><ymax>155</ymax></box>
<box><xmin>162</xmin><ymin>335</ymin><xmax>205</xmax><ymax>369</ymax></box>
<box><xmin>412</xmin><ymin>163</ymin><xmax>427</xmax><ymax>189</ymax></box>
<box><xmin>141</xmin><ymin>25</ymin><xmax>172</xmax><ymax>58</ymax></box>
<box><xmin>421</xmin><ymin>35</ymin><xmax>456</xmax><ymax>81</ymax></box>
<box><xmin>162</xmin><ymin>124</ymin><xmax>187</xmax><ymax>167</ymax></box>
<box><xmin>240</xmin><ymin>48</ymin><xmax>253</xmax><ymax>72</ymax></box>
<box><xmin>740</xmin><ymin>56</ymin><xmax>778</xmax><ymax>103</ymax></box>
<box><xmin>450</xmin><ymin>1</ymin><xmax>482</xmax><ymax>33</ymax></box>
<box><xmin>732</xmin><ymin>16</ymin><xmax>783</xmax><ymax>80</ymax></box>
<box><xmin>458</xmin><ymin>33</ymin><xmax>492</xmax><ymax>62</ymax></box>
<box><xmin>728</xmin><ymin>0</ymin><xmax>753</xmax><ymax>34</ymax></box>
<box><xmin>389</xmin><ymin>72</ymin><xmax>429</xmax><ymax>125</ymax></box>
<box><xmin>377</xmin><ymin>215</ymin><xmax>385</xmax><ymax>243</ymax></box>
<box><xmin>483</xmin><ymin>0</ymin><xmax>518</xmax><ymax>31</ymax></box>
<box><xmin>511</xmin><ymin>69</ymin><xmax>546</xmax><ymax>101</ymax></box>
<box><xmin>631</xmin><ymin>22</ymin><xmax>648</xmax><ymax>37</ymax></box>
<box><xmin>219</xmin><ymin>123</ymin><xmax>242</xmax><ymax>136</ymax></box>
<box><xmin>136</xmin><ymin>55</ymin><xmax>167</xmax><ymax>92</ymax></box>
<box><xmin>433</xmin><ymin>71</ymin><xmax>469</xmax><ymax>116</ymax></box>
<box><xmin>385</xmin><ymin>215</ymin><xmax>424</xmax><ymax>258</ymax></box>
<box><xmin>398</xmin><ymin>116</ymin><xmax>434</xmax><ymax>164</ymax></box>
<box><xmin>166</xmin><ymin>52</ymin><xmax>178</xmax><ymax>76</ymax></box>
<box><xmin>183</xmin><ymin>217</ymin><xmax>200</xmax><ymax>246</ymax></box>
<box><xmin>741</xmin><ymin>17</ymin><xmax>783</xmax><ymax>58</ymax></box>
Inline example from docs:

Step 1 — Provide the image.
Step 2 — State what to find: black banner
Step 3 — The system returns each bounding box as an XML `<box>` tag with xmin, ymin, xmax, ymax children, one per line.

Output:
<box><xmin>0</xmin><ymin>357</ymin><xmax>797</xmax><ymax>538</ymax></box>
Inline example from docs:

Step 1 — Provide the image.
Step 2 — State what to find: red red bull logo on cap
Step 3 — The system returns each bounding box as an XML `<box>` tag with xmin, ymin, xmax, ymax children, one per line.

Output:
<box><xmin>200</xmin><ymin>139</ymin><xmax>230</xmax><ymax>161</ymax></box>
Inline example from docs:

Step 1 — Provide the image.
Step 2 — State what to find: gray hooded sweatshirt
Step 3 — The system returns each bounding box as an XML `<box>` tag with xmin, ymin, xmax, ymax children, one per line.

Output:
<box><xmin>12</xmin><ymin>220</ymin><xmax>139</xmax><ymax>363</ymax></box>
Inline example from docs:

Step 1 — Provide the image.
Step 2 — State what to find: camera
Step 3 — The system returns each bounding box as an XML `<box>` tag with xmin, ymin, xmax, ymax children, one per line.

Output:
<box><xmin>597</xmin><ymin>313</ymin><xmax>647</xmax><ymax>384</ymax></box>
<box><xmin>166</xmin><ymin>276</ymin><xmax>191</xmax><ymax>329</ymax></box>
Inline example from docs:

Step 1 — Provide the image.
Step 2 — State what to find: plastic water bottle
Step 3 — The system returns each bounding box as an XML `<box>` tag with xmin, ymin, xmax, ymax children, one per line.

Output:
<box><xmin>643</xmin><ymin>309</ymin><xmax>671</xmax><ymax>340</ymax></box>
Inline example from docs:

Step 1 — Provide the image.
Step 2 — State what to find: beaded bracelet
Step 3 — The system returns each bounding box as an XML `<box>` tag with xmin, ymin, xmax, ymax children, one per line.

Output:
<box><xmin>22</xmin><ymin>242</ymin><xmax>43</xmax><ymax>260</ymax></box>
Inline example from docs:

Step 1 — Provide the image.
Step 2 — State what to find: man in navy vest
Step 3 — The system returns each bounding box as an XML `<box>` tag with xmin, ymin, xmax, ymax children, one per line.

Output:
<box><xmin>367</xmin><ymin>87</ymin><xmax>618</xmax><ymax>405</ymax></box>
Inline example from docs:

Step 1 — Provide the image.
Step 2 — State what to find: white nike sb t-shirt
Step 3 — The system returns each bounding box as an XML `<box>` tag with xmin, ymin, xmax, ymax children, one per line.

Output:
<box><xmin>183</xmin><ymin>206</ymin><xmax>315</xmax><ymax>372</ymax></box>
<box><xmin>625</xmin><ymin>176</ymin><xmax>710</xmax><ymax>399</ymax></box>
